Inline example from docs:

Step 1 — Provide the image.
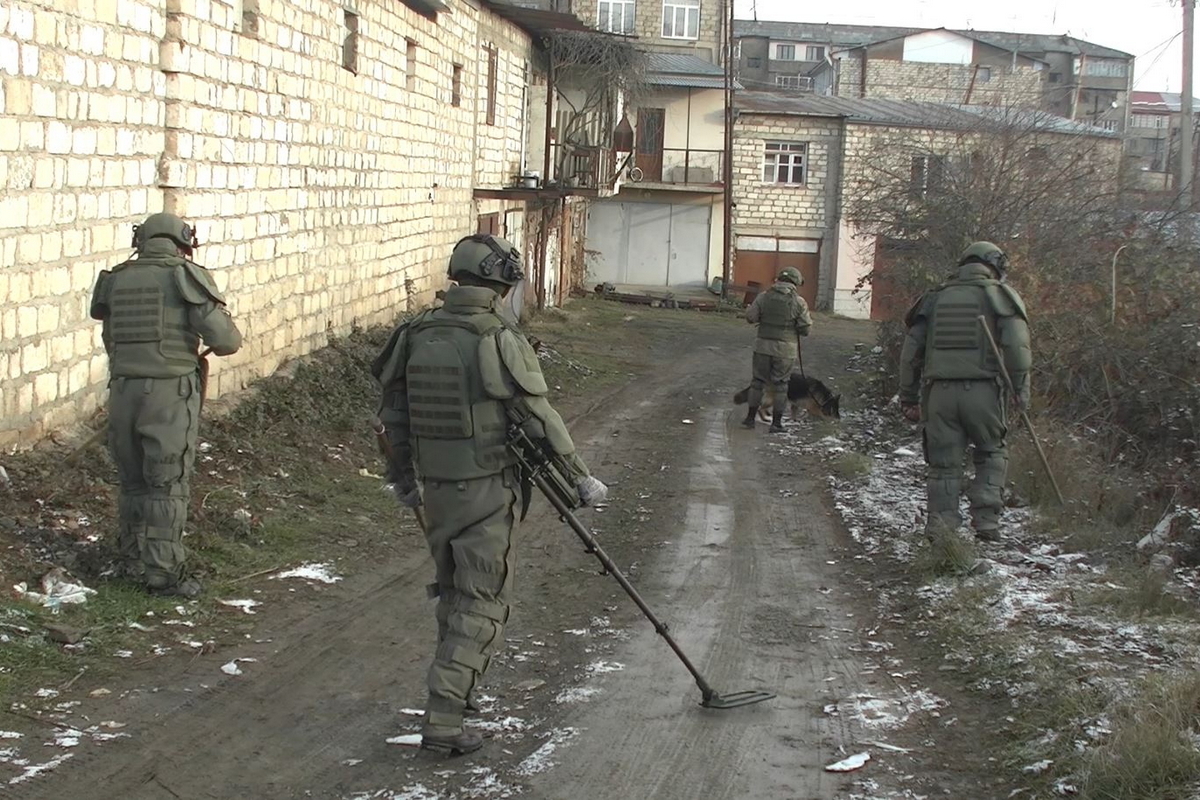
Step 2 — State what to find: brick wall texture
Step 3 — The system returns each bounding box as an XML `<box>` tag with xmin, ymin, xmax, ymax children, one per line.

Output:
<box><xmin>833</xmin><ymin>56</ymin><xmax>1043</xmax><ymax>107</ymax></box>
<box><xmin>0</xmin><ymin>0</ymin><xmax>533</xmax><ymax>447</ymax></box>
<box><xmin>732</xmin><ymin>115</ymin><xmax>841</xmax><ymax>231</ymax></box>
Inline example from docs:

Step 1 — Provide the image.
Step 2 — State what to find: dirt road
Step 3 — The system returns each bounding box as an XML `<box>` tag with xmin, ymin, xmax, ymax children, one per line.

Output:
<box><xmin>12</xmin><ymin>308</ymin><xmax>940</xmax><ymax>800</ymax></box>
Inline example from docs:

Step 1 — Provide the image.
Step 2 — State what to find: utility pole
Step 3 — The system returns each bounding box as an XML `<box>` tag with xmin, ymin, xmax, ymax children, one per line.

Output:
<box><xmin>721</xmin><ymin>0</ymin><xmax>734</xmax><ymax>301</ymax></box>
<box><xmin>1181</xmin><ymin>0</ymin><xmax>1195</xmax><ymax>203</ymax></box>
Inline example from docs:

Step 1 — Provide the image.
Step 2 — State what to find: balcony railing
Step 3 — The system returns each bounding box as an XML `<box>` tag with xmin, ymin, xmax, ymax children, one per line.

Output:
<box><xmin>630</xmin><ymin>148</ymin><xmax>725</xmax><ymax>186</ymax></box>
<box><xmin>549</xmin><ymin>143</ymin><xmax>616</xmax><ymax>191</ymax></box>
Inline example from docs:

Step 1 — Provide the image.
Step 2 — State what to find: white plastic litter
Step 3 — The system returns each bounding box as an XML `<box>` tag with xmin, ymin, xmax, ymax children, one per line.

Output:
<box><xmin>13</xmin><ymin>569</ymin><xmax>96</xmax><ymax>611</ymax></box>
<box><xmin>385</xmin><ymin>734</ymin><xmax>423</xmax><ymax>747</ymax></box>
<box><xmin>825</xmin><ymin>752</ymin><xmax>871</xmax><ymax>772</ymax></box>
<box><xmin>271</xmin><ymin>563</ymin><xmax>343</xmax><ymax>584</ymax></box>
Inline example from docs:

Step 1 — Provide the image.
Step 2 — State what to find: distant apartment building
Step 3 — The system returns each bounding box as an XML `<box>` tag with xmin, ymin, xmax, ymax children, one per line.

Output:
<box><xmin>735</xmin><ymin>20</ymin><xmax>1133</xmax><ymax>133</ymax></box>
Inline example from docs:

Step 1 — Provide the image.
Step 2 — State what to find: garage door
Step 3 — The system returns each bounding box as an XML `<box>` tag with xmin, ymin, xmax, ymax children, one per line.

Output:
<box><xmin>734</xmin><ymin>236</ymin><xmax>820</xmax><ymax>307</ymax></box>
<box><xmin>586</xmin><ymin>202</ymin><xmax>711</xmax><ymax>287</ymax></box>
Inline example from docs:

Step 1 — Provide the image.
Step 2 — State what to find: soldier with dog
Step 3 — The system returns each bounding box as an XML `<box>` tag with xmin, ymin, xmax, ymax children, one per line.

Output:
<box><xmin>899</xmin><ymin>241</ymin><xmax>1031</xmax><ymax>541</ymax></box>
<box><xmin>741</xmin><ymin>267</ymin><xmax>813</xmax><ymax>432</ymax></box>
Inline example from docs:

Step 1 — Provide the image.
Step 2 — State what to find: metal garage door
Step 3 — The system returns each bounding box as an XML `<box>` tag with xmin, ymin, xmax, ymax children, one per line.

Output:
<box><xmin>586</xmin><ymin>202</ymin><xmax>711</xmax><ymax>287</ymax></box>
<box><xmin>734</xmin><ymin>236</ymin><xmax>820</xmax><ymax>307</ymax></box>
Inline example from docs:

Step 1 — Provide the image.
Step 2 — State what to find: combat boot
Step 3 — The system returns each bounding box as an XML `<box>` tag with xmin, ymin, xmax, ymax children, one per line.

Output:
<box><xmin>464</xmin><ymin>696</ymin><xmax>481</xmax><ymax>716</ymax></box>
<box><xmin>147</xmin><ymin>574</ymin><xmax>203</xmax><ymax>599</ymax></box>
<box><xmin>741</xmin><ymin>407</ymin><xmax>758</xmax><ymax>429</ymax></box>
<box><xmin>421</xmin><ymin>729</ymin><xmax>483</xmax><ymax>756</ymax></box>
<box><xmin>769</xmin><ymin>410</ymin><xmax>785</xmax><ymax>433</ymax></box>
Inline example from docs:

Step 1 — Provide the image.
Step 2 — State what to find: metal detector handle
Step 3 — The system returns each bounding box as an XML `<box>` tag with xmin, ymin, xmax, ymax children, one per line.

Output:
<box><xmin>528</xmin><ymin>470</ymin><xmax>719</xmax><ymax>702</ymax></box>
<box><xmin>976</xmin><ymin>315</ymin><xmax>1065</xmax><ymax>506</ymax></box>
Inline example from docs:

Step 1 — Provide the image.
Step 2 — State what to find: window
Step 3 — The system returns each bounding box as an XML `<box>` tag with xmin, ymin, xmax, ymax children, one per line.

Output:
<box><xmin>805</xmin><ymin>45</ymin><xmax>825</xmax><ymax>61</ymax></box>
<box><xmin>1132</xmin><ymin>113</ymin><xmax>1168</xmax><ymax>129</ymax></box>
<box><xmin>405</xmin><ymin>39</ymin><xmax>417</xmax><ymax>90</ymax></box>
<box><xmin>341</xmin><ymin>10</ymin><xmax>358</xmax><ymax>74</ymax></box>
<box><xmin>977</xmin><ymin>66</ymin><xmax>992</xmax><ymax>83</ymax></box>
<box><xmin>763</xmin><ymin>141</ymin><xmax>807</xmax><ymax>185</ymax></box>
<box><xmin>234</xmin><ymin>0</ymin><xmax>260</xmax><ymax>38</ymax></box>
<box><xmin>1097</xmin><ymin>119</ymin><xmax>1119</xmax><ymax>131</ymax></box>
<box><xmin>909</xmin><ymin>155</ymin><xmax>945</xmax><ymax>198</ymax></box>
<box><xmin>775</xmin><ymin>44</ymin><xmax>796</xmax><ymax>61</ymax></box>
<box><xmin>1076</xmin><ymin>57</ymin><xmax>1128</xmax><ymax>78</ymax></box>
<box><xmin>484</xmin><ymin>46</ymin><xmax>497</xmax><ymax>125</ymax></box>
<box><xmin>662</xmin><ymin>0</ymin><xmax>699</xmax><ymax>39</ymax></box>
<box><xmin>1049</xmin><ymin>71</ymin><xmax>1062</xmax><ymax>83</ymax></box>
<box><xmin>598</xmin><ymin>0</ymin><xmax>635</xmax><ymax>35</ymax></box>
<box><xmin>775</xmin><ymin>75</ymin><xmax>812</xmax><ymax>91</ymax></box>
<box><xmin>451</xmin><ymin>63</ymin><xmax>462</xmax><ymax>107</ymax></box>
<box><xmin>746</xmin><ymin>56</ymin><xmax>762</xmax><ymax>69</ymax></box>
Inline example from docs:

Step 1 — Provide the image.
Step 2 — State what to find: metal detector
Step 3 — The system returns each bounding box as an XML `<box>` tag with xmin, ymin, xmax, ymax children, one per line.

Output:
<box><xmin>507</xmin><ymin>407</ymin><xmax>775</xmax><ymax>710</ymax></box>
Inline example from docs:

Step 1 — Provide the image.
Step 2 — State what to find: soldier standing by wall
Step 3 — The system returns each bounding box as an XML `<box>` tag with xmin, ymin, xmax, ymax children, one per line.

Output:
<box><xmin>742</xmin><ymin>267</ymin><xmax>813</xmax><ymax>432</ymax></box>
<box><xmin>90</xmin><ymin>212</ymin><xmax>242</xmax><ymax>597</ymax></box>
<box><xmin>899</xmin><ymin>241</ymin><xmax>1032</xmax><ymax>541</ymax></box>
<box><xmin>372</xmin><ymin>234</ymin><xmax>606</xmax><ymax>755</ymax></box>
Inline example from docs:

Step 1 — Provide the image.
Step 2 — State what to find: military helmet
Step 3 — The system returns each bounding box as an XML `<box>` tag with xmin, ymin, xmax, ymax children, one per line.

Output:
<box><xmin>958</xmin><ymin>241</ymin><xmax>1008</xmax><ymax>276</ymax></box>
<box><xmin>777</xmin><ymin>267</ymin><xmax>803</xmax><ymax>287</ymax></box>
<box><xmin>448</xmin><ymin>234</ymin><xmax>524</xmax><ymax>286</ymax></box>
<box><xmin>132</xmin><ymin>212</ymin><xmax>200</xmax><ymax>252</ymax></box>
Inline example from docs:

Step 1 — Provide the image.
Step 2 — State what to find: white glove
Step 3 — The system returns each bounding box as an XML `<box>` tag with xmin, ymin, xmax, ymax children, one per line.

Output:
<box><xmin>577</xmin><ymin>476</ymin><xmax>608</xmax><ymax>507</ymax></box>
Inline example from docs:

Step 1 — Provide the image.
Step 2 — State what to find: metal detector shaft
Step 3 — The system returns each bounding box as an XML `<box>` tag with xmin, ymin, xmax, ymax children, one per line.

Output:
<box><xmin>976</xmin><ymin>316</ymin><xmax>1065</xmax><ymax>505</ymax></box>
<box><xmin>528</xmin><ymin>471</ymin><xmax>721</xmax><ymax>703</ymax></box>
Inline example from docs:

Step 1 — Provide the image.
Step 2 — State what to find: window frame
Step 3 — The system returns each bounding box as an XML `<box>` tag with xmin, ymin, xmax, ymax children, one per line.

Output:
<box><xmin>484</xmin><ymin>45</ymin><xmax>498</xmax><ymax>126</ymax></box>
<box><xmin>661</xmin><ymin>0</ymin><xmax>700</xmax><ymax>40</ymax></box>
<box><xmin>775</xmin><ymin>43</ymin><xmax>796</xmax><ymax>61</ymax></box>
<box><xmin>597</xmin><ymin>0</ymin><xmax>636</xmax><ymax>35</ymax></box>
<box><xmin>341</xmin><ymin>9</ymin><xmax>359</xmax><ymax>75</ymax></box>
<box><xmin>451</xmin><ymin>63</ymin><xmax>462</xmax><ymax>107</ymax></box>
<box><xmin>805</xmin><ymin>45</ymin><xmax>825</xmax><ymax>61</ymax></box>
<box><xmin>762</xmin><ymin>141</ymin><xmax>808</xmax><ymax>186</ymax></box>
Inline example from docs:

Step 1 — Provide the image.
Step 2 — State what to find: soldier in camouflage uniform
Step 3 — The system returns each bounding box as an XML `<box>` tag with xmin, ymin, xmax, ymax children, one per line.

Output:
<box><xmin>372</xmin><ymin>234</ymin><xmax>606</xmax><ymax>755</ymax></box>
<box><xmin>743</xmin><ymin>267</ymin><xmax>813</xmax><ymax>432</ymax></box>
<box><xmin>899</xmin><ymin>241</ymin><xmax>1031</xmax><ymax>541</ymax></box>
<box><xmin>90</xmin><ymin>212</ymin><xmax>243</xmax><ymax>597</ymax></box>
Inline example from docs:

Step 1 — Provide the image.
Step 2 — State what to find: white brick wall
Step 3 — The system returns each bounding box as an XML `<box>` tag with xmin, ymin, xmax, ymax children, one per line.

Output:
<box><xmin>0</xmin><ymin>0</ymin><xmax>534</xmax><ymax>446</ymax></box>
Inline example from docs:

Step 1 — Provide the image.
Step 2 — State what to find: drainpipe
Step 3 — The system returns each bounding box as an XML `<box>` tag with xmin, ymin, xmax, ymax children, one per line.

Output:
<box><xmin>543</xmin><ymin>57</ymin><xmax>554</xmax><ymax>182</ymax></box>
<box><xmin>826</xmin><ymin>116</ymin><xmax>848</xmax><ymax>312</ymax></box>
<box><xmin>685</xmin><ymin>87</ymin><xmax>693</xmax><ymax>183</ymax></box>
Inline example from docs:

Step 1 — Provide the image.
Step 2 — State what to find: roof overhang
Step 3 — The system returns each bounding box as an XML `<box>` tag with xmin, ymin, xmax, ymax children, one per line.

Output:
<box><xmin>479</xmin><ymin>0</ymin><xmax>595</xmax><ymax>37</ymax></box>
<box><xmin>400</xmin><ymin>0</ymin><xmax>450</xmax><ymax>19</ymax></box>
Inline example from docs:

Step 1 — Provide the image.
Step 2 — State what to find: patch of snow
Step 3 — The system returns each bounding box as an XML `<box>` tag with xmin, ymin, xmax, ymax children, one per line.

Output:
<box><xmin>385</xmin><ymin>733</ymin><xmax>423</xmax><ymax>747</ymax></box>
<box><xmin>218</xmin><ymin>599</ymin><xmax>261</xmax><ymax>615</ymax></box>
<box><xmin>46</xmin><ymin>730</ymin><xmax>83</xmax><ymax>748</ymax></box>
<box><xmin>472</xmin><ymin>716</ymin><xmax>527</xmax><ymax>734</ymax></box>
<box><xmin>554</xmin><ymin>686</ymin><xmax>601</xmax><ymax>704</ymax></box>
<box><xmin>562</xmin><ymin>628</ymin><xmax>589</xmax><ymax>636</ymax></box>
<box><xmin>1023</xmin><ymin>759</ymin><xmax>1054</xmax><ymax>774</ymax></box>
<box><xmin>0</xmin><ymin>732</ymin><xmax>22</xmax><ymax>740</ymax></box>
<box><xmin>514</xmin><ymin>728</ymin><xmax>578</xmax><ymax>777</ymax></box>
<box><xmin>8</xmin><ymin>753</ymin><xmax>73</xmax><ymax>785</ymax></box>
<box><xmin>33</xmin><ymin>688</ymin><xmax>58</xmax><ymax>699</ymax></box>
<box><xmin>398</xmin><ymin>707</ymin><xmax>424</xmax><ymax>717</ymax></box>
<box><xmin>271</xmin><ymin>563</ymin><xmax>342</xmax><ymax>584</ymax></box>
<box><xmin>585</xmin><ymin>660</ymin><xmax>624</xmax><ymax>675</ymax></box>
<box><xmin>347</xmin><ymin>785</ymin><xmax>441</xmax><ymax>800</ymax></box>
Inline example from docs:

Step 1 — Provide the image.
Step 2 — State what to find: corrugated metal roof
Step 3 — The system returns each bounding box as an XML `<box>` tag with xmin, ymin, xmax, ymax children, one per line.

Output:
<box><xmin>1131</xmin><ymin>91</ymin><xmax>1200</xmax><ymax>113</ymax></box>
<box><xmin>735</xmin><ymin>91</ymin><xmax>1118</xmax><ymax>137</ymax></box>
<box><xmin>733</xmin><ymin>20</ymin><xmax>1132</xmax><ymax>60</ymax></box>
<box><xmin>645</xmin><ymin>53</ymin><xmax>741</xmax><ymax>88</ymax></box>
<box><xmin>480</xmin><ymin>0</ymin><xmax>594</xmax><ymax>35</ymax></box>
<box><xmin>646</xmin><ymin>52</ymin><xmax>725</xmax><ymax>75</ymax></box>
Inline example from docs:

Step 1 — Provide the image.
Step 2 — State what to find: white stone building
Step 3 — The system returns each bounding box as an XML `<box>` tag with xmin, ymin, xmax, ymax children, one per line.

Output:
<box><xmin>0</xmin><ymin>0</ymin><xmax>609</xmax><ymax>446</ymax></box>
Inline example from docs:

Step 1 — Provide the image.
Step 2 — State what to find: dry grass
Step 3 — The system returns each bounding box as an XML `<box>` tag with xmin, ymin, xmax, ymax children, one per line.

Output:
<box><xmin>914</xmin><ymin>527</ymin><xmax>978</xmax><ymax>578</ymax></box>
<box><xmin>1079</xmin><ymin>671</ymin><xmax>1200</xmax><ymax>800</ymax></box>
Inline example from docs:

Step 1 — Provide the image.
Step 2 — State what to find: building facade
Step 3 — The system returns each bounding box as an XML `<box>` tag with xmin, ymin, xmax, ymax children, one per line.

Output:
<box><xmin>0</xmin><ymin>0</ymin><xmax>587</xmax><ymax>446</ymax></box>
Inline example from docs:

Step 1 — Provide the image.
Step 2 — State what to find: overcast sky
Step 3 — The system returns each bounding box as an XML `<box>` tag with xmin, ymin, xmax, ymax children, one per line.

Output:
<box><xmin>735</xmin><ymin>0</ymin><xmax>1196</xmax><ymax>93</ymax></box>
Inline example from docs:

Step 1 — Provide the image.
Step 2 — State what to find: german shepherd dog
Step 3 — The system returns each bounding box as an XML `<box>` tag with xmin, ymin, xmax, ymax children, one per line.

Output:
<box><xmin>733</xmin><ymin>374</ymin><xmax>842</xmax><ymax>422</ymax></box>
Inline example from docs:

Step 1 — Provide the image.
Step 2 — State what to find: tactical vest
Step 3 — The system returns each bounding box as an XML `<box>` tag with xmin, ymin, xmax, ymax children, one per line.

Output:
<box><xmin>923</xmin><ymin>280</ymin><xmax>1002</xmax><ymax>381</ymax></box>
<box><xmin>405</xmin><ymin>310</ymin><xmax>518</xmax><ymax>481</ymax></box>
<box><xmin>101</xmin><ymin>256</ymin><xmax>201</xmax><ymax>378</ymax></box>
<box><xmin>756</xmin><ymin>284</ymin><xmax>797</xmax><ymax>342</ymax></box>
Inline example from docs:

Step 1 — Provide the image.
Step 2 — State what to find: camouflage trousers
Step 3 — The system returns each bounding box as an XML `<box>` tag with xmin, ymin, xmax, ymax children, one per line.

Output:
<box><xmin>421</xmin><ymin>470</ymin><xmax>521</xmax><ymax>736</ymax></box>
<box><xmin>748</xmin><ymin>353</ymin><xmax>793</xmax><ymax>414</ymax></box>
<box><xmin>108</xmin><ymin>374</ymin><xmax>201</xmax><ymax>587</ymax></box>
<box><xmin>922</xmin><ymin>379</ymin><xmax>1008</xmax><ymax>535</ymax></box>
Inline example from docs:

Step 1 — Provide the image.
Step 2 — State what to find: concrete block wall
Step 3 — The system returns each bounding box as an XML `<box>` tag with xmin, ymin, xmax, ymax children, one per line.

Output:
<box><xmin>864</xmin><ymin>59</ymin><xmax>1044</xmax><ymax>106</ymax></box>
<box><xmin>1</xmin><ymin>0</ymin><xmax>168</xmax><ymax>442</ymax></box>
<box><xmin>732</xmin><ymin>114</ymin><xmax>841</xmax><ymax>230</ymax></box>
<box><xmin>0</xmin><ymin>0</ymin><xmax>534</xmax><ymax>447</ymax></box>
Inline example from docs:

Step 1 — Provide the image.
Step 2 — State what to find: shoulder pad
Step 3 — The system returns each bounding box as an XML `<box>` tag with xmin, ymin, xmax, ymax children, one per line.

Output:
<box><xmin>90</xmin><ymin>270</ymin><xmax>113</xmax><ymax>320</ymax></box>
<box><xmin>371</xmin><ymin>321</ymin><xmax>411</xmax><ymax>384</ymax></box>
<box><xmin>985</xmin><ymin>283</ymin><xmax>1027</xmax><ymax>321</ymax></box>
<box><xmin>903</xmin><ymin>291</ymin><xmax>935</xmax><ymax>327</ymax></box>
<box><xmin>175</xmin><ymin>261</ymin><xmax>226</xmax><ymax>305</ymax></box>
<box><xmin>497</xmin><ymin>328</ymin><xmax>548</xmax><ymax>396</ymax></box>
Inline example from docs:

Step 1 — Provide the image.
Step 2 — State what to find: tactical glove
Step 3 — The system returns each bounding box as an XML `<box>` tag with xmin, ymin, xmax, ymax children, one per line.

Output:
<box><xmin>901</xmin><ymin>403</ymin><xmax>921</xmax><ymax>423</ymax></box>
<box><xmin>577</xmin><ymin>476</ymin><xmax>608</xmax><ymax>506</ymax></box>
<box><xmin>390</xmin><ymin>479</ymin><xmax>422</xmax><ymax>509</ymax></box>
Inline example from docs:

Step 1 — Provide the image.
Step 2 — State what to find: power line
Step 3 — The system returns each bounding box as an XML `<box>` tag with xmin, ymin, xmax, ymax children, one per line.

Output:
<box><xmin>1134</xmin><ymin>30</ymin><xmax>1183</xmax><ymax>89</ymax></box>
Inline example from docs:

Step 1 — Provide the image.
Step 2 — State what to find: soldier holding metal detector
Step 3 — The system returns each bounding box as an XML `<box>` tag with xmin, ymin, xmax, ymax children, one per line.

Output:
<box><xmin>374</xmin><ymin>235</ymin><xmax>774</xmax><ymax>757</ymax></box>
<box><xmin>371</xmin><ymin>234</ymin><xmax>607</xmax><ymax>755</ymax></box>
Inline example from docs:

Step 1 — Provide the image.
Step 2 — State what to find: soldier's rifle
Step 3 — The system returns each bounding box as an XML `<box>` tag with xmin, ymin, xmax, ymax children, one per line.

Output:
<box><xmin>977</xmin><ymin>316</ymin><xmax>1065</xmax><ymax>505</ymax></box>
<box><xmin>504</xmin><ymin>403</ymin><xmax>775</xmax><ymax>710</ymax></box>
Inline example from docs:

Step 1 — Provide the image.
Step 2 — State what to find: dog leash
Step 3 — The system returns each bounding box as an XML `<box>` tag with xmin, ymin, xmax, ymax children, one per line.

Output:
<box><xmin>795</xmin><ymin>331</ymin><xmax>807</xmax><ymax>380</ymax></box>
